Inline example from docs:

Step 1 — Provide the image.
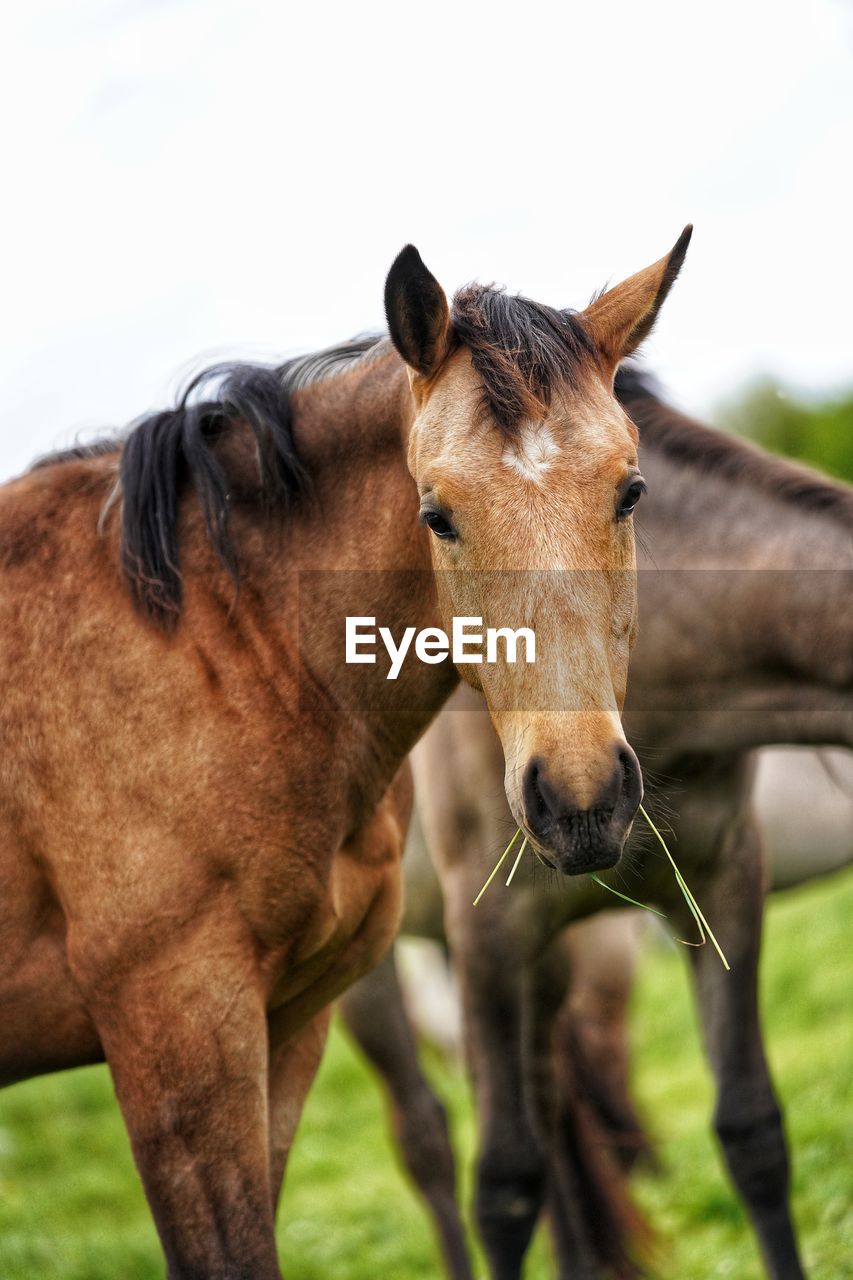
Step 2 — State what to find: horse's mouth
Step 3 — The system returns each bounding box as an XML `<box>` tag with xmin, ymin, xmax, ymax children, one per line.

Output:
<box><xmin>532</xmin><ymin>847</ymin><xmax>558</xmax><ymax>872</ymax></box>
<box><xmin>528</xmin><ymin>829</ymin><xmax>624</xmax><ymax>877</ymax></box>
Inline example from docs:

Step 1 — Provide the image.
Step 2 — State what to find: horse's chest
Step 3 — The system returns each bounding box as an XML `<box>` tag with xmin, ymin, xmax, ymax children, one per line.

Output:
<box><xmin>262</xmin><ymin>780</ymin><xmax>410</xmax><ymax>1024</ymax></box>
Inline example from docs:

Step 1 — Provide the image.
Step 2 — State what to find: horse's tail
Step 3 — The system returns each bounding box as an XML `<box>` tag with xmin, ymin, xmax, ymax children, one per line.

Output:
<box><xmin>562</xmin><ymin>1012</ymin><xmax>658</xmax><ymax>1174</ymax></box>
<box><xmin>553</xmin><ymin>1017</ymin><xmax>655</xmax><ymax>1279</ymax></box>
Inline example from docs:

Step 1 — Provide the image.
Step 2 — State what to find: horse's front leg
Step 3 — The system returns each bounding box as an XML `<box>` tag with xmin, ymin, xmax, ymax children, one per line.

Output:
<box><xmin>268</xmin><ymin>767</ymin><xmax>415</xmax><ymax>1235</ymax></box>
<box><xmin>674</xmin><ymin>783</ymin><xmax>806</xmax><ymax>1280</ymax></box>
<box><xmin>71</xmin><ymin>910</ymin><xmax>281</xmax><ymax>1280</ymax></box>
<box><xmin>267</xmin><ymin>1008</ymin><xmax>331</xmax><ymax>1215</ymax></box>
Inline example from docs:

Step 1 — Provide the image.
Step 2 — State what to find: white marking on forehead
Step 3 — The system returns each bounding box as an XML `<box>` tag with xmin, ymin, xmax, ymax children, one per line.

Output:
<box><xmin>501</xmin><ymin>420</ymin><xmax>561</xmax><ymax>485</ymax></box>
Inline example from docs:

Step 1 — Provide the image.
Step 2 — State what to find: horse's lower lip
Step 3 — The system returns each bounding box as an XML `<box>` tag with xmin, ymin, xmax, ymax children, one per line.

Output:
<box><xmin>556</xmin><ymin>845</ymin><xmax>622</xmax><ymax>876</ymax></box>
<box><xmin>528</xmin><ymin>833</ymin><xmax>622</xmax><ymax>876</ymax></box>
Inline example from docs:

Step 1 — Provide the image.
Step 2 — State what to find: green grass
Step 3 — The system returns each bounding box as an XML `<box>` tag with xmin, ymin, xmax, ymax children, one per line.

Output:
<box><xmin>1</xmin><ymin>868</ymin><xmax>851</xmax><ymax>1279</ymax></box>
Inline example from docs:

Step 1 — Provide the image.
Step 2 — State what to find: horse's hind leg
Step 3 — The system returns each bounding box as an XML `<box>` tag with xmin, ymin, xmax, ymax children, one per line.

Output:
<box><xmin>72</xmin><ymin>915</ymin><xmax>281</xmax><ymax>1280</ymax></box>
<box><xmin>340</xmin><ymin>947</ymin><xmax>474</xmax><ymax>1280</ymax></box>
<box><xmin>675</xmin><ymin>770</ymin><xmax>806</xmax><ymax>1280</ymax></box>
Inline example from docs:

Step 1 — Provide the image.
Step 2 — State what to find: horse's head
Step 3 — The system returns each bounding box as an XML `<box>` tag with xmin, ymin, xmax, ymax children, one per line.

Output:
<box><xmin>386</xmin><ymin>231</ymin><xmax>691</xmax><ymax>875</ymax></box>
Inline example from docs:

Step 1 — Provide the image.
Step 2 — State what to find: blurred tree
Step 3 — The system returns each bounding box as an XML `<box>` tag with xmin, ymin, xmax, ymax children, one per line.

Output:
<box><xmin>716</xmin><ymin>379</ymin><xmax>853</xmax><ymax>482</ymax></box>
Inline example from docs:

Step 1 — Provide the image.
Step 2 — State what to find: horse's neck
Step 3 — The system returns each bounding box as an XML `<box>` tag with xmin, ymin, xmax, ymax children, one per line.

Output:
<box><xmin>243</xmin><ymin>352</ymin><xmax>458</xmax><ymax>794</ymax></box>
<box><xmin>630</xmin><ymin>438</ymin><xmax>853</xmax><ymax>751</ymax></box>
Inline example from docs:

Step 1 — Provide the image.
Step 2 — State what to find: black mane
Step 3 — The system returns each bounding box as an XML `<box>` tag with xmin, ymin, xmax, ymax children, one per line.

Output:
<box><xmin>118</xmin><ymin>361</ymin><xmax>312</xmax><ymax>626</ymax></box>
<box><xmin>34</xmin><ymin>337</ymin><xmax>382</xmax><ymax>629</ymax></box>
<box><xmin>451</xmin><ymin>285</ymin><xmax>599</xmax><ymax>432</ymax></box>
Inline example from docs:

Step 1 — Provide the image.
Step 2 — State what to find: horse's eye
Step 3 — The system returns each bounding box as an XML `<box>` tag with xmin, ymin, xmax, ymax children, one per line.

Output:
<box><xmin>616</xmin><ymin>477</ymin><xmax>647</xmax><ymax>521</ymax></box>
<box><xmin>420</xmin><ymin>507</ymin><xmax>457</xmax><ymax>541</ymax></box>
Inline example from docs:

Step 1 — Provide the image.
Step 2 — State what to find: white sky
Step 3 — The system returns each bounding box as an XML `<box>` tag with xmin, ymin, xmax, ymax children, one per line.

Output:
<box><xmin>2</xmin><ymin>0</ymin><xmax>851</xmax><ymax>482</ymax></box>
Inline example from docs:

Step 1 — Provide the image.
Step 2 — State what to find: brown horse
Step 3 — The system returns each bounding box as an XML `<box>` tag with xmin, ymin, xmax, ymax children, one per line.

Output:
<box><xmin>0</xmin><ymin>234</ymin><xmax>691</xmax><ymax>1277</ymax></box>
<box><xmin>342</xmin><ymin>368</ymin><xmax>853</xmax><ymax>1280</ymax></box>
<box><xmin>545</xmin><ymin>746</ymin><xmax>853</xmax><ymax>1181</ymax></box>
<box><xmin>552</xmin><ymin>746</ymin><xmax>853</xmax><ymax>1181</ymax></box>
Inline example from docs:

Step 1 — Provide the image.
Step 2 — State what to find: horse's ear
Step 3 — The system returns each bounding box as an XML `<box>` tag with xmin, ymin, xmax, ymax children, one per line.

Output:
<box><xmin>385</xmin><ymin>245</ymin><xmax>453</xmax><ymax>379</ymax></box>
<box><xmin>581</xmin><ymin>225</ymin><xmax>693</xmax><ymax>376</ymax></box>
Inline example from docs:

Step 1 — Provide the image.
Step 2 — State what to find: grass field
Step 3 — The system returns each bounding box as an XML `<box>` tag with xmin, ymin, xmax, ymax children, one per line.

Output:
<box><xmin>1</xmin><ymin>867</ymin><xmax>851</xmax><ymax>1279</ymax></box>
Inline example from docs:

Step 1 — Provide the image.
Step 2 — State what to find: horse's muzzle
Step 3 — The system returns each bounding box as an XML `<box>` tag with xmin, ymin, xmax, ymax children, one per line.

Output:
<box><xmin>522</xmin><ymin>744</ymin><xmax>642</xmax><ymax>875</ymax></box>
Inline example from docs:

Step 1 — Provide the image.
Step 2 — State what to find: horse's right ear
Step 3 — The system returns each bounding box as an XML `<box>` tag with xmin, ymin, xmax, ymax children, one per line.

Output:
<box><xmin>581</xmin><ymin>226</ymin><xmax>693</xmax><ymax>378</ymax></box>
<box><xmin>384</xmin><ymin>245</ymin><xmax>453</xmax><ymax>379</ymax></box>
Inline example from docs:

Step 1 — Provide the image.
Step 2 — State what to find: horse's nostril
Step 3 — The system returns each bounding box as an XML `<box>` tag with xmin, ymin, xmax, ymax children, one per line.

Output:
<box><xmin>522</xmin><ymin>758</ymin><xmax>551</xmax><ymax>829</ymax></box>
<box><xmin>599</xmin><ymin>751</ymin><xmax>626</xmax><ymax>811</ymax></box>
<box><xmin>614</xmin><ymin>743</ymin><xmax>643</xmax><ymax>823</ymax></box>
<box><xmin>531</xmin><ymin>769</ymin><xmax>546</xmax><ymax>812</ymax></box>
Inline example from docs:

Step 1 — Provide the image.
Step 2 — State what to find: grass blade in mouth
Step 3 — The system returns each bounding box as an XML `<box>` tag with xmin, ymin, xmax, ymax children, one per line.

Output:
<box><xmin>473</xmin><ymin>828</ymin><xmax>522</xmax><ymax>906</ymax></box>
<box><xmin>588</xmin><ymin>874</ymin><xmax>666</xmax><ymax>917</ymax></box>
<box><xmin>505</xmin><ymin>836</ymin><xmax>529</xmax><ymax>886</ymax></box>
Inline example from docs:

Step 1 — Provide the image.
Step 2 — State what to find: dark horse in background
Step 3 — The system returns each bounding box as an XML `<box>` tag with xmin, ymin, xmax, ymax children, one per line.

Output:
<box><xmin>0</xmin><ymin>234</ymin><xmax>691</xmax><ymax>1277</ymax></box>
<box><xmin>342</xmin><ymin>367</ymin><xmax>853</xmax><ymax>1280</ymax></box>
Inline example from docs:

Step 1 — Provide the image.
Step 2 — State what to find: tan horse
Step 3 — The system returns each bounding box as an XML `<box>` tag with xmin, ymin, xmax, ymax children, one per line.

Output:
<box><xmin>0</xmin><ymin>234</ymin><xmax>690</xmax><ymax>1277</ymax></box>
<box><xmin>342</xmin><ymin>370</ymin><xmax>853</xmax><ymax>1280</ymax></box>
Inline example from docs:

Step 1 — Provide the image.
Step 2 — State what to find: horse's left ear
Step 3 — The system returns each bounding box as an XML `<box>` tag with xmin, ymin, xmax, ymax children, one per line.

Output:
<box><xmin>581</xmin><ymin>225</ymin><xmax>693</xmax><ymax>376</ymax></box>
<box><xmin>385</xmin><ymin>245</ymin><xmax>454</xmax><ymax>379</ymax></box>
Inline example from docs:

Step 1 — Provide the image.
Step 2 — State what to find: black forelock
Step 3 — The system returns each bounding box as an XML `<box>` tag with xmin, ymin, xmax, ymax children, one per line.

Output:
<box><xmin>451</xmin><ymin>284</ymin><xmax>600</xmax><ymax>432</ymax></box>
